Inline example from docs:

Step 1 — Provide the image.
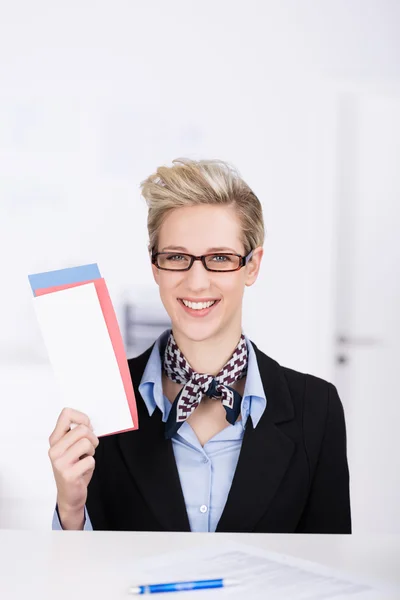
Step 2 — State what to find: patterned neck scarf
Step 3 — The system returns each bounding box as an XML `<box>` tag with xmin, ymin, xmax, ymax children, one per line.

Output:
<box><xmin>163</xmin><ymin>332</ymin><xmax>248</xmax><ymax>439</ymax></box>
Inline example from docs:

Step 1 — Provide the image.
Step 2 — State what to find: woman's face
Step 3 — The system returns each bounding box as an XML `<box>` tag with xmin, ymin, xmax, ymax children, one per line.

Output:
<box><xmin>152</xmin><ymin>204</ymin><xmax>263</xmax><ymax>344</ymax></box>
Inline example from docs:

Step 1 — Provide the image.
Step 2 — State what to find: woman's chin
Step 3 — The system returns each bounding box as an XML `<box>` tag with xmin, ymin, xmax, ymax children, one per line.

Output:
<box><xmin>173</xmin><ymin>318</ymin><xmax>223</xmax><ymax>343</ymax></box>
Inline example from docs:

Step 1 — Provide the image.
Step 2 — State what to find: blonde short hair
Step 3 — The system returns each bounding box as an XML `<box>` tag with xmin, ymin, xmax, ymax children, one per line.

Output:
<box><xmin>140</xmin><ymin>158</ymin><xmax>265</xmax><ymax>255</ymax></box>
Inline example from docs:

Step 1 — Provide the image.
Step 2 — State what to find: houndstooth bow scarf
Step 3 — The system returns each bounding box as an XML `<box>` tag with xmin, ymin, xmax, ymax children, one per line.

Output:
<box><xmin>163</xmin><ymin>332</ymin><xmax>248</xmax><ymax>439</ymax></box>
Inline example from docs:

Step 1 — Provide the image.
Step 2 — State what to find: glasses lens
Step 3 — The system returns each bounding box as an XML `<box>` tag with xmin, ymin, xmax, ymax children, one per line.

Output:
<box><xmin>205</xmin><ymin>254</ymin><xmax>240</xmax><ymax>271</ymax></box>
<box><xmin>157</xmin><ymin>253</ymin><xmax>191</xmax><ymax>270</ymax></box>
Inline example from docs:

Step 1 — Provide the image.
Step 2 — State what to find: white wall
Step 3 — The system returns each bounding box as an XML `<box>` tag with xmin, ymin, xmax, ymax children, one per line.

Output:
<box><xmin>0</xmin><ymin>0</ymin><xmax>399</xmax><ymax>529</ymax></box>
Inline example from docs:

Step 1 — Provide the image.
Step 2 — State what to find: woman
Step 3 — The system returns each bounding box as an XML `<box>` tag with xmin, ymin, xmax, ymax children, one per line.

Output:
<box><xmin>49</xmin><ymin>158</ymin><xmax>351</xmax><ymax>533</ymax></box>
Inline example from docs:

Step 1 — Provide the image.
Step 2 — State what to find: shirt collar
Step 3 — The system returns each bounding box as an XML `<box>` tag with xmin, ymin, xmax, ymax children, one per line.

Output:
<box><xmin>139</xmin><ymin>329</ymin><xmax>267</xmax><ymax>428</ymax></box>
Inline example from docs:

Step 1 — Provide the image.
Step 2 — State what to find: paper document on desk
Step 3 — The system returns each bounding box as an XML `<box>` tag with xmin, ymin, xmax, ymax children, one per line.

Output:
<box><xmin>131</xmin><ymin>542</ymin><xmax>398</xmax><ymax>599</ymax></box>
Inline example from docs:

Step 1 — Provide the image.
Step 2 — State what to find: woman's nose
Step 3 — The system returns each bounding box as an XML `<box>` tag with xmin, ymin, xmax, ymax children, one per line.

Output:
<box><xmin>184</xmin><ymin>259</ymin><xmax>211</xmax><ymax>290</ymax></box>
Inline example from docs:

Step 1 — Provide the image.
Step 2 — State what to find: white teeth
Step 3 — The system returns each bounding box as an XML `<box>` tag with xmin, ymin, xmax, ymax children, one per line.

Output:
<box><xmin>181</xmin><ymin>300</ymin><xmax>216</xmax><ymax>310</ymax></box>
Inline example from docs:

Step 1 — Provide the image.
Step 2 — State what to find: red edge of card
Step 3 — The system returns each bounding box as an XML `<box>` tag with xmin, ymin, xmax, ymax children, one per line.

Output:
<box><xmin>35</xmin><ymin>279</ymin><xmax>139</xmax><ymax>433</ymax></box>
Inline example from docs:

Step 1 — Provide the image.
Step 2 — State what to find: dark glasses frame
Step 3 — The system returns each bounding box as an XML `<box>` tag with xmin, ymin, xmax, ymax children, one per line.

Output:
<box><xmin>151</xmin><ymin>249</ymin><xmax>254</xmax><ymax>272</ymax></box>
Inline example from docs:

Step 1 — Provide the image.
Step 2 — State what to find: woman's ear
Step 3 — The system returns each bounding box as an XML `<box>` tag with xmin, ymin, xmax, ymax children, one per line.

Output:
<box><xmin>150</xmin><ymin>251</ymin><xmax>160</xmax><ymax>285</ymax></box>
<box><xmin>151</xmin><ymin>262</ymin><xmax>160</xmax><ymax>286</ymax></box>
<box><xmin>245</xmin><ymin>246</ymin><xmax>264</xmax><ymax>287</ymax></box>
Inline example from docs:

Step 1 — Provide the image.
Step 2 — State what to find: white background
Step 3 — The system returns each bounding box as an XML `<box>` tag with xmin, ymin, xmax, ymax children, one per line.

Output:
<box><xmin>0</xmin><ymin>0</ymin><xmax>399</xmax><ymax>531</ymax></box>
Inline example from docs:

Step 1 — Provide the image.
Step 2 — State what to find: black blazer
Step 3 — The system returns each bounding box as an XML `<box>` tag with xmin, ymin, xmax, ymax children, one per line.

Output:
<box><xmin>86</xmin><ymin>341</ymin><xmax>351</xmax><ymax>533</ymax></box>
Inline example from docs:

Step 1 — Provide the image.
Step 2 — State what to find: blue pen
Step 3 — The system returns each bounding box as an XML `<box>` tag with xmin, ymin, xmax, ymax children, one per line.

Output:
<box><xmin>129</xmin><ymin>578</ymin><xmax>239</xmax><ymax>594</ymax></box>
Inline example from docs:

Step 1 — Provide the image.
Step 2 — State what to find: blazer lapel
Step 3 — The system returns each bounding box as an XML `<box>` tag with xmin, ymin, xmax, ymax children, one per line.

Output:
<box><xmin>117</xmin><ymin>347</ymin><xmax>190</xmax><ymax>532</ymax></box>
<box><xmin>216</xmin><ymin>341</ymin><xmax>296</xmax><ymax>532</ymax></box>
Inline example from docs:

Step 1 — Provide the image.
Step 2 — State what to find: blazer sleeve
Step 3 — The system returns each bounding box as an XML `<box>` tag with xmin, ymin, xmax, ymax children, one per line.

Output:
<box><xmin>296</xmin><ymin>381</ymin><xmax>352</xmax><ymax>533</ymax></box>
<box><xmin>86</xmin><ymin>435</ymin><xmax>109</xmax><ymax>529</ymax></box>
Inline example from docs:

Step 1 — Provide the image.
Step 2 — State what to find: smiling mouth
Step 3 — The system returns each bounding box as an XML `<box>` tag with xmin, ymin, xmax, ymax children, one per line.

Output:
<box><xmin>178</xmin><ymin>298</ymin><xmax>220</xmax><ymax>312</ymax></box>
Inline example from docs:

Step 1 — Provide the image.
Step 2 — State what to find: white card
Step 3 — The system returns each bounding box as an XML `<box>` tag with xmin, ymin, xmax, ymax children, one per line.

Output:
<box><xmin>33</xmin><ymin>282</ymin><xmax>134</xmax><ymax>436</ymax></box>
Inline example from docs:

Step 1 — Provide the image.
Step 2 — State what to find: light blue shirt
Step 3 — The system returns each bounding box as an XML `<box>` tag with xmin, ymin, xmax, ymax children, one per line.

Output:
<box><xmin>53</xmin><ymin>329</ymin><xmax>267</xmax><ymax>531</ymax></box>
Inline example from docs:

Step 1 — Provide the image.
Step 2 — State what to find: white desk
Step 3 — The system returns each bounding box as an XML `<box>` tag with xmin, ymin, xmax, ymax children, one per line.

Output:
<box><xmin>0</xmin><ymin>531</ymin><xmax>399</xmax><ymax>599</ymax></box>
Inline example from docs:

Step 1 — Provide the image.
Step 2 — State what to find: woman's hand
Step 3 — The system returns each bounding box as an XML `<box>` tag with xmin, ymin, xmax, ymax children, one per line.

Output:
<box><xmin>48</xmin><ymin>408</ymin><xmax>99</xmax><ymax>529</ymax></box>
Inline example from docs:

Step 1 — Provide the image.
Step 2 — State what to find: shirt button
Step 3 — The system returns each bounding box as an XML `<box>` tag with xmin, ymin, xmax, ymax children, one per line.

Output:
<box><xmin>202</xmin><ymin>457</ymin><xmax>209</xmax><ymax>464</ymax></box>
<box><xmin>200</xmin><ymin>505</ymin><xmax>208</xmax><ymax>514</ymax></box>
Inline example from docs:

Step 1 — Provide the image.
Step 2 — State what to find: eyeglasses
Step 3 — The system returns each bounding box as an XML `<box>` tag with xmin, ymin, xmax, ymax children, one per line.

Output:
<box><xmin>151</xmin><ymin>250</ymin><xmax>254</xmax><ymax>272</ymax></box>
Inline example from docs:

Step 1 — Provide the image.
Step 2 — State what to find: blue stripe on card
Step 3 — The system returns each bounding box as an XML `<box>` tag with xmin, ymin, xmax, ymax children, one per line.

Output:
<box><xmin>28</xmin><ymin>263</ymin><xmax>101</xmax><ymax>295</ymax></box>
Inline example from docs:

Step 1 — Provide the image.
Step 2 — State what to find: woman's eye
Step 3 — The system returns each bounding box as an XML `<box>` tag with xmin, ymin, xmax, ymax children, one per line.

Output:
<box><xmin>212</xmin><ymin>255</ymin><xmax>231</xmax><ymax>262</ymax></box>
<box><xmin>167</xmin><ymin>254</ymin><xmax>186</xmax><ymax>261</ymax></box>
